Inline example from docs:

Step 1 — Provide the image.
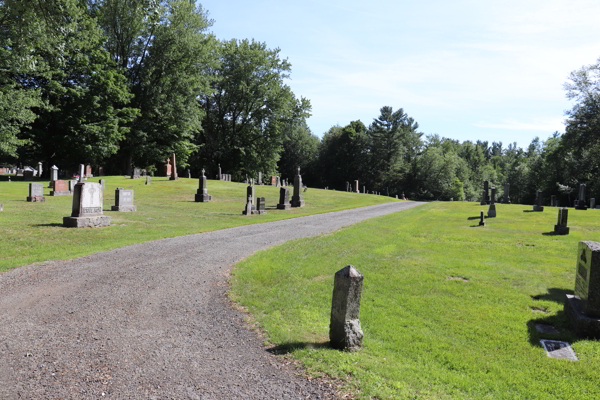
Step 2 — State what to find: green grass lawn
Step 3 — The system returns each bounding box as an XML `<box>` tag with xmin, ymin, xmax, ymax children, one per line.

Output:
<box><xmin>0</xmin><ymin>176</ymin><xmax>396</xmax><ymax>272</ymax></box>
<box><xmin>231</xmin><ymin>201</ymin><xmax>600</xmax><ymax>399</ymax></box>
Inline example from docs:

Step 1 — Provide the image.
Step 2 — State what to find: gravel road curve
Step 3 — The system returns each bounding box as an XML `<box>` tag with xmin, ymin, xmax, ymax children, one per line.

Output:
<box><xmin>0</xmin><ymin>201</ymin><xmax>424</xmax><ymax>400</ymax></box>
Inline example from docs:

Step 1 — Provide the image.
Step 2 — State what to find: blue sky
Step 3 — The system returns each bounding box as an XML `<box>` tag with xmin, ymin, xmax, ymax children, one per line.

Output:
<box><xmin>197</xmin><ymin>0</ymin><xmax>600</xmax><ymax>148</ymax></box>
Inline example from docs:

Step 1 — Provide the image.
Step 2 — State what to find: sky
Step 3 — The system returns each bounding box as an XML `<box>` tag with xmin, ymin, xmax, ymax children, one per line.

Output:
<box><xmin>197</xmin><ymin>0</ymin><xmax>600</xmax><ymax>148</ymax></box>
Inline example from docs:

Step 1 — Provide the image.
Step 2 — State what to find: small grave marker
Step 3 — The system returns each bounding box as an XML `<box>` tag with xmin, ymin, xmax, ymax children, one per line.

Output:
<box><xmin>539</xmin><ymin>340</ymin><xmax>578</xmax><ymax>361</ymax></box>
<box><xmin>330</xmin><ymin>265</ymin><xmax>364</xmax><ymax>351</ymax></box>
<box><xmin>277</xmin><ymin>187</ymin><xmax>291</xmax><ymax>210</ymax></box>
<box><xmin>533</xmin><ymin>190</ymin><xmax>544</xmax><ymax>212</ymax></box>
<box><xmin>554</xmin><ymin>208</ymin><xmax>569</xmax><ymax>235</ymax></box>
<box><xmin>479</xmin><ymin>211</ymin><xmax>485</xmax><ymax>226</ymax></box>
<box><xmin>146</xmin><ymin>176</ymin><xmax>152</xmax><ymax>185</ymax></box>
<box><xmin>111</xmin><ymin>188</ymin><xmax>136</xmax><ymax>212</ymax></box>
<box><xmin>131</xmin><ymin>168</ymin><xmax>141</xmax><ymax>179</ymax></box>
<box><xmin>27</xmin><ymin>182</ymin><xmax>45</xmax><ymax>202</ymax></box>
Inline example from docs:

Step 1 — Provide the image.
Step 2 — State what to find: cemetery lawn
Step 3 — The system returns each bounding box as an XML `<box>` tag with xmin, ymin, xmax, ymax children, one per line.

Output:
<box><xmin>0</xmin><ymin>177</ymin><xmax>396</xmax><ymax>272</ymax></box>
<box><xmin>231</xmin><ymin>201</ymin><xmax>600</xmax><ymax>400</ymax></box>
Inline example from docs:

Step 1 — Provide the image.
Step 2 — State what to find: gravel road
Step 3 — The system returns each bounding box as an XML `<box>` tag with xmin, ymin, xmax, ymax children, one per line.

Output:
<box><xmin>0</xmin><ymin>201</ymin><xmax>424</xmax><ymax>400</ymax></box>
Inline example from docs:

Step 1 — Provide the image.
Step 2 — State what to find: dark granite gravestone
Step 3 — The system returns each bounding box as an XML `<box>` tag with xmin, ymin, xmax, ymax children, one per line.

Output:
<box><xmin>575</xmin><ymin>184</ymin><xmax>588</xmax><ymax>210</ymax></box>
<box><xmin>551</xmin><ymin>195</ymin><xmax>556</xmax><ymax>207</ymax></box>
<box><xmin>554</xmin><ymin>208</ymin><xmax>569</xmax><ymax>235</ymax></box>
<box><xmin>565</xmin><ymin>241</ymin><xmax>600</xmax><ymax>337</ymax></box>
<box><xmin>488</xmin><ymin>187</ymin><xmax>497</xmax><ymax>217</ymax></box>
<box><xmin>111</xmin><ymin>188</ymin><xmax>136</xmax><ymax>212</ymax></box>
<box><xmin>169</xmin><ymin>153</ymin><xmax>179</xmax><ymax>180</ymax></box>
<box><xmin>345</xmin><ymin>181</ymin><xmax>350</xmax><ymax>192</ymax></box>
<box><xmin>330</xmin><ymin>265</ymin><xmax>364</xmax><ymax>351</ymax></box>
<box><xmin>255</xmin><ymin>197</ymin><xmax>267</xmax><ymax>215</ymax></box>
<box><xmin>479</xmin><ymin>210</ymin><xmax>485</xmax><ymax>226</ymax></box>
<box><xmin>591</xmin><ymin>198</ymin><xmax>596</xmax><ymax>209</ymax></box>
<box><xmin>27</xmin><ymin>182</ymin><xmax>45</xmax><ymax>202</ymax></box>
<box><xmin>63</xmin><ymin>182</ymin><xmax>111</xmax><ymax>227</ymax></box>
<box><xmin>291</xmin><ymin>167</ymin><xmax>305</xmax><ymax>208</ymax></box>
<box><xmin>51</xmin><ymin>180</ymin><xmax>71</xmax><ymax>196</ymax></box>
<box><xmin>242</xmin><ymin>182</ymin><xmax>256</xmax><ymax>215</ymax></box>
<box><xmin>533</xmin><ymin>190</ymin><xmax>544</xmax><ymax>212</ymax></box>
<box><xmin>164</xmin><ymin>158</ymin><xmax>172</xmax><ymax>176</ymax></box>
<box><xmin>131</xmin><ymin>168</ymin><xmax>141</xmax><ymax>179</ymax></box>
<box><xmin>277</xmin><ymin>187</ymin><xmax>291</xmax><ymax>210</ymax></box>
<box><xmin>195</xmin><ymin>169</ymin><xmax>212</xmax><ymax>202</ymax></box>
<box><xmin>98</xmin><ymin>166</ymin><xmax>104</xmax><ymax>176</ymax></box>
<box><xmin>483</xmin><ymin>180</ymin><xmax>490</xmax><ymax>204</ymax></box>
<box><xmin>23</xmin><ymin>170</ymin><xmax>33</xmax><ymax>181</ymax></box>
<box><xmin>502</xmin><ymin>183</ymin><xmax>510</xmax><ymax>204</ymax></box>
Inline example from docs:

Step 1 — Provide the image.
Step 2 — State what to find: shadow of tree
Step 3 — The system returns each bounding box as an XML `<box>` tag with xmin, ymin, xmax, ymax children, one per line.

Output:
<box><xmin>266</xmin><ymin>341</ymin><xmax>331</xmax><ymax>355</ymax></box>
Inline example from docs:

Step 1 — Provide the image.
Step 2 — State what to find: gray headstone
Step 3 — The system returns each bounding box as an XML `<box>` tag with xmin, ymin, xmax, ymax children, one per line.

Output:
<box><xmin>37</xmin><ymin>162</ymin><xmax>43</xmax><ymax>178</ymax></box>
<box><xmin>277</xmin><ymin>187</ymin><xmax>291</xmax><ymax>210</ymax></box>
<box><xmin>554</xmin><ymin>208</ymin><xmax>569</xmax><ymax>235</ymax></box>
<box><xmin>27</xmin><ymin>182</ymin><xmax>45</xmax><ymax>202</ymax></box>
<box><xmin>291</xmin><ymin>167</ymin><xmax>305</xmax><ymax>208</ymax></box>
<box><xmin>354</xmin><ymin>180</ymin><xmax>359</xmax><ymax>193</ymax></box>
<box><xmin>195</xmin><ymin>169</ymin><xmax>212</xmax><ymax>202</ymax></box>
<box><xmin>112</xmin><ymin>188</ymin><xmax>136</xmax><ymax>212</ymax></box>
<box><xmin>574</xmin><ymin>241</ymin><xmax>600</xmax><ymax>317</ymax></box>
<box><xmin>591</xmin><ymin>198</ymin><xmax>596</xmax><ymax>209</ymax></box>
<box><xmin>63</xmin><ymin>182</ymin><xmax>111</xmax><ymax>227</ymax></box>
<box><xmin>79</xmin><ymin>164</ymin><xmax>85</xmax><ymax>183</ymax></box>
<box><xmin>50</xmin><ymin>165</ymin><xmax>58</xmax><ymax>182</ymax></box>
<box><xmin>131</xmin><ymin>168</ymin><xmax>141</xmax><ymax>179</ymax></box>
<box><xmin>540</xmin><ymin>340</ymin><xmax>578</xmax><ymax>361</ymax></box>
<box><xmin>99</xmin><ymin>179</ymin><xmax>105</xmax><ymax>191</ymax></box>
<box><xmin>503</xmin><ymin>183</ymin><xmax>510</xmax><ymax>204</ymax></box>
<box><xmin>330</xmin><ymin>265</ymin><xmax>364</xmax><ymax>351</ymax></box>
<box><xmin>533</xmin><ymin>190</ymin><xmax>544</xmax><ymax>211</ymax></box>
<box><xmin>145</xmin><ymin>176</ymin><xmax>152</xmax><ymax>185</ymax></box>
<box><xmin>363</xmin><ymin>186</ymin><xmax>366</xmax><ymax>194</ymax></box>
<box><xmin>218</xmin><ymin>163</ymin><xmax>222</xmax><ymax>180</ymax></box>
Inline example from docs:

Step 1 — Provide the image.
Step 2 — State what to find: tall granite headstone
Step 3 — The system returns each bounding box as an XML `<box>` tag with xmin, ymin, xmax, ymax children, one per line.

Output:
<box><xmin>63</xmin><ymin>182</ymin><xmax>111</xmax><ymax>227</ymax></box>
<box><xmin>502</xmin><ymin>183</ymin><xmax>510</xmax><ymax>204</ymax></box>
<box><xmin>565</xmin><ymin>241</ymin><xmax>600</xmax><ymax>337</ymax></box>
<box><xmin>484</xmin><ymin>180</ymin><xmax>490</xmax><ymax>204</ymax></box>
<box><xmin>533</xmin><ymin>190</ymin><xmax>544</xmax><ymax>212</ymax></box>
<box><xmin>291</xmin><ymin>167</ymin><xmax>305</xmax><ymax>208</ymax></box>
<box><xmin>554</xmin><ymin>208</ymin><xmax>569</xmax><ymax>235</ymax></box>
<box><xmin>488</xmin><ymin>187</ymin><xmax>497</xmax><ymax>217</ymax></box>
<box><xmin>255</xmin><ymin>197</ymin><xmax>267</xmax><ymax>215</ymax></box>
<box><xmin>329</xmin><ymin>265</ymin><xmax>364</xmax><ymax>351</ymax></box>
<box><xmin>355</xmin><ymin>180</ymin><xmax>359</xmax><ymax>193</ymax></box>
<box><xmin>170</xmin><ymin>153</ymin><xmax>179</xmax><ymax>180</ymax></box>
<box><xmin>217</xmin><ymin>163</ymin><xmax>222</xmax><ymax>180</ymax></box>
<box><xmin>576</xmin><ymin>184</ymin><xmax>588</xmax><ymax>210</ymax></box>
<box><xmin>78</xmin><ymin>164</ymin><xmax>85</xmax><ymax>183</ymax></box>
<box><xmin>277</xmin><ymin>187</ymin><xmax>291</xmax><ymax>210</ymax></box>
<box><xmin>551</xmin><ymin>195</ymin><xmax>557</xmax><ymax>207</ymax></box>
<box><xmin>195</xmin><ymin>169</ymin><xmax>212</xmax><ymax>202</ymax></box>
<box><xmin>27</xmin><ymin>182</ymin><xmax>45</xmax><ymax>202</ymax></box>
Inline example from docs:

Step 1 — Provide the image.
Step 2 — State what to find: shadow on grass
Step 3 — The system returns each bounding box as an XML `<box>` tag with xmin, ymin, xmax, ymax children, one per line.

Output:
<box><xmin>467</xmin><ymin>216</ymin><xmax>483</xmax><ymax>220</ymax></box>
<box><xmin>266</xmin><ymin>341</ymin><xmax>331</xmax><ymax>355</ymax></box>
<box><xmin>542</xmin><ymin>231</ymin><xmax>559</xmax><ymax>236</ymax></box>
<box><xmin>469</xmin><ymin>224</ymin><xmax>485</xmax><ymax>228</ymax></box>
<box><xmin>522</xmin><ymin>210</ymin><xmax>538</xmax><ymax>213</ymax></box>
<box><xmin>527</xmin><ymin>287</ymin><xmax>579</xmax><ymax>346</ymax></box>
<box><xmin>33</xmin><ymin>223</ymin><xmax>63</xmax><ymax>227</ymax></box>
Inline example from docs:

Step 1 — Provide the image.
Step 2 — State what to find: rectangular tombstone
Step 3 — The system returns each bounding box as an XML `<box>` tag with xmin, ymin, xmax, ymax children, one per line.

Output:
<box><xmin>573</xmin><ymin>241</ymin><xmax>600</xmax><ymax>317</ymax></box>
<box><xmin>51</xmin><ymin>180</ymin><xmax>71</xmax><ymax>196</ymax></box>
<box><xmin>63</xmin><ymin>182</ymin><xmax>111</xmax><ymax>227</ymax></box>
<box><xmin>330</xmin><ymin>265</ymin><xmax>364</xmax><ymax>351</ymax></box>
<box><xmin>291</xmin><ymin>167</ymin><xmax>305</xmax><ymax>207</ymax></box>
<box><xmin>483</xmin><ymin>180</ymin><xmax>490</xmax><ymax>204</ymax></box>
<box><xmin>271</xmin><ymin>176</ymin><xmax>277</xmax><ymax>185</ymax></box>
<box><xmin>23</xmin><ymin>170</ymin><xmax>33</xmax><ymax>181</ymax></box>
<box><xmin>554</xmin><ymin>208</ymin><xmax>569</xmax><ymax>235</ymax></box>
<box><xmin>146</xmin><ymin>176</ymin><xmax>152</xmax><ymax>185</ymax></box>
<box><xmin>277</xmin><ymin>187</ymin><xmax>291</xmax><ymax>210</ymax></box>
<box><xmin>0</xmin><ymin>203</ymin><xmax>3</xmax><ymax>211</ymax></box>
<box><xmin>27</xmin><ymin>182</ymin><xmax>45</xmax><ymax>202</ymax></box>
<box><xmin>591</xmin><ymin>198</ymin><xmax>596</xmax><ymax>209</ymax></box>
<box><xmin>111</xmin><ymin>188</ymin><xmax>136</xmax><ymax>211</ymax></box>
<box><xmin>354</xmin><ymin>180</ymin><xmax>359</xmax><ymax>193</ymax></box>
<box><xmin>551</xmin><ymin>195</ymin><xmax>556</xmax><ymax>207</ymax></box>
<box><xmin>98</xmin><ymin>167</ymin><xmax>104</xmax><ymax>176</ymax></box>
<box><xmin>164</xmin><ymin>160</ymin><xmax>172</xmax><ymax>176</ymax></box>
<box><xmin>131</xmin><ymin>168</ymin><xmax>141</xmax><ymax>179</ymax></box>
<box><xmin>363</xmin><ymin>186</ymin><xmax>366</xmax><ymax>194</ymax></box>
<box><xmin>258</xmin><ymin>172</ymin><xmax>263</xmax><ymax>184</ymax></box>
<box><xmin>85</xmin><ymin>165</ymin><xmax>93</xmax><ymax>177</ymax></box>
<box><xmin>576</xmin><ymin>184</ymin><xmax>588</xmax><ymax>210</ymax></box>
<box><xmin>533</xmin><ymin>190</ymin><xmax>544</xmax><ymax>211</ymax></box>
<box><xmin>254</xmin><ymin>197</ymin><xmax>267</xmax><ymax>215</ymax></box>
<box><xmin>502</xmin><ymin>183</ymin><xmax>510</xmax><ymax>204</ymax></box>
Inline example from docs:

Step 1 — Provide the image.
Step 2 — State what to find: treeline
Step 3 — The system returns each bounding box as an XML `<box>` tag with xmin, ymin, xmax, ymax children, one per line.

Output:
<box><xmin>2</xmin><ymin>1</ymin><xmax>599</xmax><ymax>204</ymax></box>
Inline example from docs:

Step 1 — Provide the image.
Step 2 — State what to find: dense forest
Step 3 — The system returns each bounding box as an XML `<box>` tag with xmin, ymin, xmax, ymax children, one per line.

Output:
<box><xmin>2</xmin><ymin>0</ymin><xmax>599</xmax><ymax>205</ymax></box>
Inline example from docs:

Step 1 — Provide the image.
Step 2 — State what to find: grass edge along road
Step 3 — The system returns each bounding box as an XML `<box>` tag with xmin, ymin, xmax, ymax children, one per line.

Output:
<box><xmin>0</xmin><ymin>176</ymin><xmax>397</xmax><ymax>272</ymax></box>
<box><xmin>231</xmin><ymin>201</ymin><xmax>600</xmax><ymax>400</ymax></box>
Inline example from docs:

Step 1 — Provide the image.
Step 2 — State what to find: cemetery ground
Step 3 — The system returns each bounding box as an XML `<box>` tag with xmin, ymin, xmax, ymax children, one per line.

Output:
<box><xmin>232</xmin><ymin>201</ymin><xmax>600</xmax><ymax>400</ymax></box>
<box><xmin>0</xmin><ymin>177</ymin><xmax>395</xmax><ymax>272</ymax></box>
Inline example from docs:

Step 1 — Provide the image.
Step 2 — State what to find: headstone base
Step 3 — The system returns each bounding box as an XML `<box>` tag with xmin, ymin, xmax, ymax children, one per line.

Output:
<box><xmin>63</xmin><ymin>215</ymin><xmax>111</xmax><ymax>228</ymax></box>
<box><xmin>169</xmin><ymin>176</ymin><xmax>180</xmax><ymax>181</ymax></box>
<box><xmin>554</xmin><ymin>225</ymin><xmax>570</xmax><ymax>235</ymax></box>
<box><xmin>51</xmin><ymin>191</ymin><xmax>71</xmax><ymax>196</ymax></box>
<box><xmin>26</xmin><ymin>196</ymin><xmax>45</xmax><ymax>202</ymax></box>
<box><xmin>111</xmin><ymin>205</ymin><xmax>137</xmax><ymax>212</ymax></box>
<box><xmin>277</xmin><ymin>203</ymin><xmax>291</xmax><ymax>210</ymax></box>
<box><xmin>487</xmin><ymin>204</ymin><xmax>496</xmax><ymax>218</ymax></box>
<box><xmin>291</xmin><ymin>198</ymin><xmax>305</xmax><ymax>208</ymax></box>
<box><xmin>575</xmin><ymin>205</ymin><xmax>588</xmax><ymax>210</ymax></box>
<box><xmin>532</xmin><ymin>206</ymin><xmax>544</xmax><ymax>212</ymax></box>
<box><xmin>195</xmin><ymin>193</ymin><xmax>212</xmax><ymax>202</ymax></box>
<box><xmin>479</xmin><ymin>220</ymin><xmax>485</xmax><ymax>226</ymax></box>
<box><xmin>565</xmin><ymin>294</ymin><xmax>600</xmax><ymax>338</ymax></box>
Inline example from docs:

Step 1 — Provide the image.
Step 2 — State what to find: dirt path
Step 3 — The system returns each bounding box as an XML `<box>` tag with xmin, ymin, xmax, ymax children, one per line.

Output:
<box><xmin>0</xmin><ymin>201</ymin><xmax>424</xmax><ymax>399</ymax></box>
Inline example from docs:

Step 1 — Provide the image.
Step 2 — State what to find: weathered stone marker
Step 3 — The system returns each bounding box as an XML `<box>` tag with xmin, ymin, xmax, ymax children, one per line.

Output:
<box><xmin>111</xmin><ymin>188</ymin><xmax>136</xmax><ymax>212</ymax></box>
<box><xmin>63</xmin><ymin>182</ymin><xmax>111</xmax><ymax>227</ymax></box>
<box><xmin>533</xmin><ymin>190</ymin><xmax>544</xmax><ymax>212</ymax></box>
<box><xmin>195</xmin><ymin>169</ymin><xmax>212</xmax><ymax>202</ymax></box>
<box><xmin>131</xmin><ymin>168</ymin><xmax>141</xmax><ymax>179</ymax></box>
<box><xmin>502</xmin><ymin>183</ymin><xmax>510</xmax><ymax>204</ymax></box>
<box><xmin>277</xmin><ymin>187</ymin><xmax>291</xmax><ymax>210</ymax></box>
<box><xmin>255</xmin><ymin>197</ymin><xmax>267</xmax><ymax>215</ymax></box>
<box><xmin>363</xmin><ymin>186</ymin><xmax>366</xmax><ymax>194</ymax></box>
<box><xmin>591</xmin><ymin>198</ymin><xmax>596</xmax><ymax>209</ymax></box>
<box><xmin>330</xmin><ymin>265</ymin><xmax>364</xmax><ymax>351</ymax></box>
<box><xmin>354</xmin><ymin>180</ymin><xmax>359</xmax><ymax>193</ymax></box>
<box><xmin>551</xmin><ymin>195</ymin><xmax>557</xmax><ymax>207</ymax></box>
<box><xmin>217</xmin><ymin>163</ymin><xmax>222</xmax><ymax>180</ymax></box>
<box><xmin>479</xmin><ymin>210</ymin><xmax>485</xmax><ymax>226</ymax></box>
<box><xmin>170</xmin><ymin>153</ymin><xmax>179</xmax><ymax>180</ymax></box>
<box><xmin>345</xmin><ymin>181</ymin><xmax>350</xmax><ymax>192</ymax></box>
<box><xmin>554</xmin><ymin>208</ymin><xmax>569</xmax><ymax>235</ymax></box>
<box><xmin>68</xmin><ymin>180</ymin><xmax>77</xmax><ymax>193</ymax></box>
<box><xmin>242</xmin><ymin>181</ymin><xmax>256</xmax><ymax>215</ymax></box>
<box><xmin>291</xmin><ymin>167</ymin><xmax>305</xmax><ymax>208</ymax></box>
<box><xmin>50</xmin><ymin>165</ymin><xmax>59</xmax><ymax>183</ymax></box>
<box><xmin>27</xmin><ymin>182</ymin><xmax>45</xmax><ymax>202</ymax></box>
<box><xmin>146</xmin><ymin>176</ymin><xmax>152</xmax><ymax>185</ymax></box>
<box><xmin>99</xmin><ymin>179</ymin><xmax>105</xmax><ymax>191</ymax></box>
<box><xmin>488</xmin><ymin>187</ymin><xmax>497</xmax><ymax>217</ymax></box>
<box><xmin>51</xmin><ymin>180</ymin><xmax>71</xmax><ymax>196</ymax></box>
<box><xmin>243</xmin><ymin>195</ymin><xmax>253</xmax><ymax>216</ymax></box>
<box><xmin>565</xmin><ymin>241</ymin><xmax>600</xmax><ymax>337</ymax></box>
<box><xmin>0</xmin><ymin>203</ymin><xmax>3</xmax><ymax>211</ymax></box>
<box><xmin>575</xmin><ymin>184</ymin><xmax>588</xmax><ymax>210</ymax></box>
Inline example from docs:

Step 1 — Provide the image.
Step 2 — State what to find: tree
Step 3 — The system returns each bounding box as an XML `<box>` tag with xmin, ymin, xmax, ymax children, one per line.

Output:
<box><xmin>278</xmin><ymin>120</ymin><xmax>320</xmax><ymax>183</ymax></box>
<box><xmin>198</xmin><ymin>38</ymin><xmax>310</xmax><ymax>179</ymax></box>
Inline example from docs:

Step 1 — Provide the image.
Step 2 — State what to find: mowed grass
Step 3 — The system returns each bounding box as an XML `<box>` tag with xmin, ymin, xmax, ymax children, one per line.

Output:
<box><xmin>0</xmin><ymin>176</ymin><xmax>396</xmax><ymax>272</ymax></box>
<box><xmin>231</xmin><ymin>201</ymin><xmax>600</xmax><ymax>399</ymax></box>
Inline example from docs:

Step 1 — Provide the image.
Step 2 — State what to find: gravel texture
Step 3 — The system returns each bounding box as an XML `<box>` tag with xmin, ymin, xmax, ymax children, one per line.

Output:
<box><xmin>0</xmin><ymin>201</ymin><xmax>424</xmax><ymax>399</ymax></box>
